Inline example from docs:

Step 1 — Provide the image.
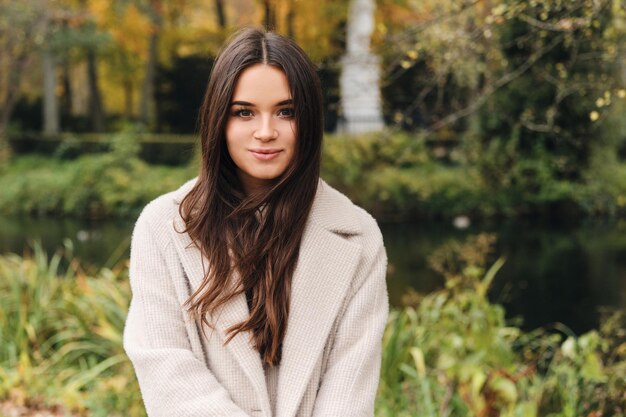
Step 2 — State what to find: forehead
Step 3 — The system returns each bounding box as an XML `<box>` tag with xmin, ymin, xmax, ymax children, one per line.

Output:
<box><xmin>231</xmin><ymin>64</ymin><xmax>291</xmax><ymax>102</ymax></box>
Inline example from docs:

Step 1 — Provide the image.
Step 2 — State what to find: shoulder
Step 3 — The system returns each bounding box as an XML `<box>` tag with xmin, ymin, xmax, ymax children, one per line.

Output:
<box><xmin>313</xmin><ymin>180</ymin><xmax>384</xmax><ymax>246</ymax></box>
<box><xmin>314</xmin><ymin>182</ymin><xmax>387</xmax><ymax>303</ymax></box>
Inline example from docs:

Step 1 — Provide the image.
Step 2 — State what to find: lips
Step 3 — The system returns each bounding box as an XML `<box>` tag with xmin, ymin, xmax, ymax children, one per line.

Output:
<box><xmin>249</xmin><ymin>148</ymin><xmax>282</xmax><ymax>161</ymax></box>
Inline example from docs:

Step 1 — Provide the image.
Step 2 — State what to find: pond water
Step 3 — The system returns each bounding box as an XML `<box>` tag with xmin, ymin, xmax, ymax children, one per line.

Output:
<box><xmin>1</xmin><ymin>215</ymin><xmax>625</xmax><ymax>334</ymax></box>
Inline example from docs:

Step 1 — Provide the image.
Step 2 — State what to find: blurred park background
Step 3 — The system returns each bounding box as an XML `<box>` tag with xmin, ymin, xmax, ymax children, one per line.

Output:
<box><xmin>1</xmin><ymin>0</ymin><xmax>626</xmax><ymax>416</ymax></box>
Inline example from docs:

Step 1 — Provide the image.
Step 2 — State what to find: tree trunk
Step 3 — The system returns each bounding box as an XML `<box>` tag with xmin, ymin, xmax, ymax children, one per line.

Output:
<box><xmin>86</xmin><ymin>47</ymin><xmax>105</xmax><ymax>132</ymax></box>
<box><xmin>0</xmin><ymin>0</ymin><xmax>48</xmax><ymax>162</ymax></box>
<box><xmin>60</xmin><ymin>19</ymin><xmax>73</xmax><ymax>118</ymax></box>
<box><xmin>124</xmin><ymin>78</ymin><xmax>134</xmax><ymax>119</ymax></box>
<box><xmin>0</xmin><ymin>51</ymin><xmax>32</xmax><ymax>162</ymax></box>
<box><xmin>0</xmin><ymin>130</ymin><xmax>9</xmax><ymax>164</ymax></box>
<box><xmin>214</xmin><ymin>0</ymin><xmax>226</xmax><ymax>29</ymax></box>
<box><xmin>42</xmin><ymin>49</ymin><xmax>60</xmax><ymax>135</ymax></box>
<box><xmin>41</xmin><ymin>0</ymin><xmax>59</xmax><ymax>135</ymax></box>
<box><xmin>140</xmin><ymin>31</ymin><xmax>158</xmax><ymax>128</ymax></box>
<box><xmin>263</xmin><ymin>0</ymin><xmax>275</xmax><ymax>30</ymax></box>
<box><xmin>61</xmin><ymin>57</ymin><xmax>73</xmax><ymax>117</ymax></box>
<box><xmin>285</xmin><ymin>0</ymin><xmax>295</xmax><ymax>38</ymax></box>
<box><xmin>0</xmin><ymin>68</ymin><xmax>23</xmax><ymax>135</ymax></box>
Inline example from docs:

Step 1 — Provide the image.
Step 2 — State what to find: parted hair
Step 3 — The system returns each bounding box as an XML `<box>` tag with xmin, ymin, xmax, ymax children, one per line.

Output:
<box><xmin>178</xmin><ymin>27</ymin><xmax>323</xmax><ymax>366</ymax></box>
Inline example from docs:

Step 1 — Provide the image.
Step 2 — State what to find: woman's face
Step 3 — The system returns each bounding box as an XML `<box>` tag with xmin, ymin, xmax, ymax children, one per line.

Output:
<box><xmin>225</xmin><ymin>64</ymin><xmax>296</xmax><ymax>195</ymax></box>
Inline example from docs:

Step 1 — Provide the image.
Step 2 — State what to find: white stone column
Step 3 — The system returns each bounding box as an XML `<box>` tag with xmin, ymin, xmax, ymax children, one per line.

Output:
<box><xmin>339</xmin><ymin>0</ymin><xmax>384</xmax><ymax>134</ymax></box>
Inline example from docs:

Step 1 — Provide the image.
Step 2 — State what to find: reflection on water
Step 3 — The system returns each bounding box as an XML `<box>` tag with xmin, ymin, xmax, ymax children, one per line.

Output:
<box><xmin>0</xmin><ymin>216</ymin><xmax>134</xmax><ymax>271</ymax></box>
<box><xmin>1</xmin><ymin>215</ymin><xmax>625</xmax><ymax>334</ymax></box>
<box><xmin>382</xmin><ymin>219</ymin><xmax>626</xmax><ymax>334</ymax></box>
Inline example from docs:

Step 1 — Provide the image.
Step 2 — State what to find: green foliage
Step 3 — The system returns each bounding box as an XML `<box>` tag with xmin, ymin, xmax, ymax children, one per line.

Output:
<box><xmin>0</xmin><ymin>148</ymin><xmax>194</xmax><ymax>219</ymax></box>
<box><xmin>0</xmin><ymin>138</ymin><xmax>10</xmax><ymax>167</ymax></box>
<box><xmin>465</xmin><ymin>134</ymin><xmax>579</xmax><ymax>216</ymax></box>
<box><xmin>576</xmin><ymin>146</ymin><xmax>626</xmax><ymax>216</ymax></box>
<box><xmin>322</xmin><ymin>130</ymin><xmax>626</xmax><ymax>219</ymax></box>
<box><xmin>476</xmin><ymin>0</ymin><xmax>624</xmax><ymax>181</ymax></box>
<box><xmin>376</xmin><ymin>234</ymin><xmax>626</xmax><ymax>417</ymax></box>
<box><xmin>322</xmin><ymin>131</ymin><xmax>485</xmax><ymax>218</ymax></box>
<box><xmin>3</xmin><ymin>130</ymin><xmax>626</xmax><ymax>220</ymax></box>
<box><xmin>0</xmin><ymin>242</ymin><xmax>145</xmax><ymax>416</ymax></box>
<box><xmin>575</xmin><ymin>101</ymin><xmax>626</xmax><ymax>216</ymax></box>
<box><xmin>0</xmin><ymin>240</ymin><xmax>624</xmax><ymax>415</ymax></box>
<box><xmin>379</xmin><ymin>0</ymin><xmax>626</xmax><ymax>213</ymax></box>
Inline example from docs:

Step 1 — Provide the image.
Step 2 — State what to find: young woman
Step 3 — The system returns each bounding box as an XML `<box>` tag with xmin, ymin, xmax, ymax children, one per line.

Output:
<box><xmin>124</xmin><ymin>27</ymin><xmax>388</xmax><ymax>417</ymax></box>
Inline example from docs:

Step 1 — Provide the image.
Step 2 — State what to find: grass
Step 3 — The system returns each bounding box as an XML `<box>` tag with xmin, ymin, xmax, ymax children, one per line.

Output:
<box><xmin>0</xmin><ymin>242</ymin><xmax>144</xmax><ymax>417</ymax></box>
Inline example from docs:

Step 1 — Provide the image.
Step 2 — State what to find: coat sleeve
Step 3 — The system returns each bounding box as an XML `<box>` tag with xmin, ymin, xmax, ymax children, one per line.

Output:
<box><xmin>123</xmin><ymin>214</ymin><xmax>251</xmax><ymax>417</ymax></box>
<box><xmin>311</xmin><ymin>217</ymin><xmax>389</xmax><ymax>417</ymax></box>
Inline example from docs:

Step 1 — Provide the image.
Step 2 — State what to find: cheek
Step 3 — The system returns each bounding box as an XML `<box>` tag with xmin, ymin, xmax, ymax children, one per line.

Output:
<box><xmin>225</xmin><ymin>124</ymin><xmax>243</xmax><ymax>162</ymax></box>
<box><xmin>285</xmin><ymin>121</ymin><xmax>297</xmax><ymax>147</ymax></box>
<box><xmin>289</xmin><ymin>119</ymin><xmax>297</xmax><ymax>134</ymax></box>
<box><xmin>225</xmin><ymin>121</ymin><xmax>245</xmax><ymax>143</ymax></box>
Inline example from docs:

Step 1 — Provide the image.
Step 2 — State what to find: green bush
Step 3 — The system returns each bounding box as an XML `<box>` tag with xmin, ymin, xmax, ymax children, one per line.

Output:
<box><xmin>0</xmin><ymin>154</ymin><xmax>194</xmax><ymax>219</ymax></box>
<box><xmin>2</xmin><ymin>130</ymin><xmax>626</xmax><ymax>220</ymax></box>
<box><xmin>575</xmin><ymin>146</ymin><xmax>626</xmax><ymax>216</ymax></box>
<box><xmin>376</xmin><ymin>235</ymin><xmax>626</xmax><ymax>417</ymax></box>
<box><xmin>0</xmin><ymin>242</ymin><xmax>145</xmax><ymax>416</ymax></box>
<box><xmin>1</xmin><ymin>242</ymin><xmax>624</xmax><ymax>416</ymax></box>
<box><xmin>322</xmin><ymin>131</ymin><xmax>485</xmax><ymax>218</ymax></box>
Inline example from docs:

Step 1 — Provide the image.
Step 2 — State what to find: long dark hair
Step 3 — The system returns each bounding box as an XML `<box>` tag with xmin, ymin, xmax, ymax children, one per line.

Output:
<box><xmin>179</xmin><ymin>28</ymin><xmax>323</xmax><ymax>366</ymax></box>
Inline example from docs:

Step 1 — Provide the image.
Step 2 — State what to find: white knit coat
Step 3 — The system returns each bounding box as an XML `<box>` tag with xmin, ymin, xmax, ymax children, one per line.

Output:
<box><xmin>123</xmin><ymin>178</ymin><xmax>389</xmax><ymax>417</ymax></box>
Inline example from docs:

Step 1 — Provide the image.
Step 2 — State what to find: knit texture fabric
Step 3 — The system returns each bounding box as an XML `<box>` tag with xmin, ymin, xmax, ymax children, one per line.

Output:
<box><xmin>123</xmin><ymin>178</ymin><xmax>389</xmax><ymax>417</ymax></box>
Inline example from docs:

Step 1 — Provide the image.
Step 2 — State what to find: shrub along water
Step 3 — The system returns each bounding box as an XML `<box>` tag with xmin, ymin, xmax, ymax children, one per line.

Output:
<box><xmin>1</xmin><ymin>130</ymin><xmax>626</xmax><ymax>220</ymax></box>
<box><xmin>0</xmin><ymin>242</ymin><xmax>624</xmax><ymax>416</ymax></box>
<box><xmin>377</xmin><ymin>234</ymin><xmax>626</xmax><ymax>417</ymax></box>
<box><xmin>0</xmin><ymin>129</ymin><xmax>197</xmax><ymax>219</ymax></box>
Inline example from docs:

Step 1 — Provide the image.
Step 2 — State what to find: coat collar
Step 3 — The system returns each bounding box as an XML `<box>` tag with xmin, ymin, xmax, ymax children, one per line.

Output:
<box><xmin>169</xmin><ymin>177</ymin><xmax>362</xmax><ymax>417</ymax></box>
<box><xmin>171</xmin><ymin>177</ymin><xmax>362</xmax><ymax>236</ymax></box>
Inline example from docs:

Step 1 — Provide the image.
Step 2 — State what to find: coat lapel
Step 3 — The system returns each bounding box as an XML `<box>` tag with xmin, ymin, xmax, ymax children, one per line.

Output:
<box><xmin>275</xmin><ymin>223</ymin><xmax>361</xmax><ymax>417</ymax></box>
<box><xmin>169</xmin><ymin>214</ymin><xmax>272</xmax><ymax>417</ymax></box>
<box><xmin>275</xmin><ymin>181</ymin><xmax>363</xmax><ymax>417</ymax></box>
<box><xmin>168</xmin><ymin>179</ymin><xmax>363</xmax><ymax>417</ymax></box>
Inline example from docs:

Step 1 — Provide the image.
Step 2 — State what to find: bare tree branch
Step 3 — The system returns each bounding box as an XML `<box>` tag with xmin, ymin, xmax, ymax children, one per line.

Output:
<box><xmin>426</xmin><ymin>33</ymin><xmax>565</xmax><ymax>132</ymax></box>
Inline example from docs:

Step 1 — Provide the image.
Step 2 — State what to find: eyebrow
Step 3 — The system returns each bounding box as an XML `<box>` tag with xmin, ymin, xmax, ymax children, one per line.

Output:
<box><xmin>230</xmin><ymin>99</ymin><xmax>293</xmax><ymax>107</ymax></box>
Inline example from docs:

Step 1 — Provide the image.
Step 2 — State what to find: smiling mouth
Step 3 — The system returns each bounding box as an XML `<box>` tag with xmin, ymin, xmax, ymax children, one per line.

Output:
<box><xmin>249</xmin><ymin>149</ymin><xmax>282</xmax><ymax>160</ymax></box>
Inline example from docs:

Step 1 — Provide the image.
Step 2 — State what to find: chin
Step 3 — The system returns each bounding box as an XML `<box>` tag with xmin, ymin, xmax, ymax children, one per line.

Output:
<box><xmin>253</xmin><ymin>170</ymin><xmax>287</xmax><ymax>181</ymax></box>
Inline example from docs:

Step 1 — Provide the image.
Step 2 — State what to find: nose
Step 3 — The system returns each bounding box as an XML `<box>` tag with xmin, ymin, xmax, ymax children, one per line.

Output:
<box><xmin>253</xmin><ymin>115</ymin><xmax>278</xmax><ymax>141</ymax></box>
